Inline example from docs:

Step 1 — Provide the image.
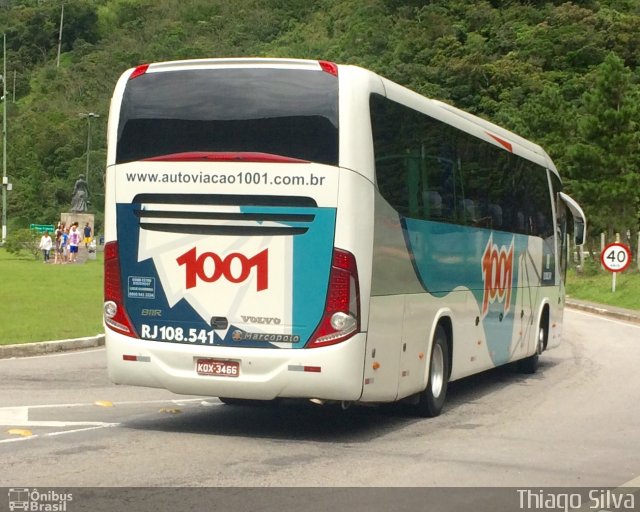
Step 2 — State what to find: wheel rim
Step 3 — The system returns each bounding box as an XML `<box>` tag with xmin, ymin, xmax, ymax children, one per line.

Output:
<box><xmin>430</xmin><ymin>343</ymin><xmax>445</xmax><ymax>398</ymax></box>
<box><xmin>537</xmin><ymin>326</ymin><xmax>545</xmax><ymax>355</ymax></box>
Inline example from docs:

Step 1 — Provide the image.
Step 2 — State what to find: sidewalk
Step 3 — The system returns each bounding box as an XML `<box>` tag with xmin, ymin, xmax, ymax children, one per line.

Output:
<box><xmin>0</xmin><ymin>300</ymin><xmax>637</xmax><ymax>360</ymax></box>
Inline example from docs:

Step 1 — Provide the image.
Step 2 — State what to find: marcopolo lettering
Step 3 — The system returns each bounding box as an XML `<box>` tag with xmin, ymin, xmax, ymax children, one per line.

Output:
<box><xmin>232</xmin><ymin>330</ymin><xmax>299</xmax><ymax>343</ymax></box>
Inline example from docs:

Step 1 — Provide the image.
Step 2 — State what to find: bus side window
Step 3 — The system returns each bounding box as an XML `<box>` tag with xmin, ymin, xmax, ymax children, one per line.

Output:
<box><xmin>406</xmin><ymin>156</ymin><xmax>423</xmax><ymax>219</ymax></box>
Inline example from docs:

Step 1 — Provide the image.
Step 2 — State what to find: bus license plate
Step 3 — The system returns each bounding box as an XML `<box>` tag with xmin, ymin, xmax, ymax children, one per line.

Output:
<box><xmin>196</xmin><ymin>359</ymin><xmax>239</xmax><ymax>377</ymax></box>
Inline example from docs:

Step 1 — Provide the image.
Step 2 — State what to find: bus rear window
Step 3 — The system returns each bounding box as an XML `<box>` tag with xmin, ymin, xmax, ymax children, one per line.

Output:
<box><xmin>116</xmin><ymin>68</ymin><xmax>339</xmax><ymax>166</ymax></box>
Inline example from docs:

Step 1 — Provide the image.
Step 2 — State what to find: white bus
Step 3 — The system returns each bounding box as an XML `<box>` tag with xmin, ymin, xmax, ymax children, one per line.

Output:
<box><xmin>104</xmin><ymin>58</ymin><xmax>586</xmax><ymax>416</ymax></box>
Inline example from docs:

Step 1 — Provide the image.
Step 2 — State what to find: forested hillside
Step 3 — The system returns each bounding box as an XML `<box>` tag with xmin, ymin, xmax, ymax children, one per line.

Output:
<box><xmin>1</xmin><ymin>0</ymin><xmax>639</xmax><ymax>242</ymax></box>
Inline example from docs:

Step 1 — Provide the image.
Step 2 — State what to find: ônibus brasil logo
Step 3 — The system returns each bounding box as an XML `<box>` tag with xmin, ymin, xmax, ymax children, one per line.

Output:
<box><xmin>8</xmin><ymin>488</ymin><xmax>73</xmax><ymax>512</ymax></box>
<box><xmin>481</xmin><ymin>235</ymin><xmax>514</xmax><ymax>317</ymax></box>
<box><xmin>176</xmin><ymin>248</ymin><xmax>269</xmax><ymax>291</ymax></box>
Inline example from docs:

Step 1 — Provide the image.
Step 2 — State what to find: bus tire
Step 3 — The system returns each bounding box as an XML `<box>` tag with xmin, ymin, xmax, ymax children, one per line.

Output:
<box><xmin>415</xmin><ymin>325</ymin><xmax>450</xmax><ymax>417</ymax></box>
<box><xmin>518</xmin><ymin>312</ymin><xmax>547</xmax><ymax>374</ymax></box>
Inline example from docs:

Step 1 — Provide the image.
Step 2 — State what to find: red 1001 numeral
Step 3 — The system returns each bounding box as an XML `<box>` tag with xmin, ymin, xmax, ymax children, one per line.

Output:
<box><xmin>481</xmin><ymin>237</ymin><xmax>514</xmax><ymax>316</ymax></box>
<box><xmin>176</xmin><ymin>248</ymin><xmax>269</xmax><ymax>291</ymax></box>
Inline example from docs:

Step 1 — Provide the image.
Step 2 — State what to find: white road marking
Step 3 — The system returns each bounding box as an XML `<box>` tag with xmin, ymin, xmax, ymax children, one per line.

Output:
<box><xmin>45</xmin><ymin>424</ymin><xmax>119</xmax><ymax>437</ymax></box>
<box><xmin>2</xmin><ymin>397</ymin><xmax>210</xmax><ymax>411</ymax></box>
<box><xmin>0</xmin><ymin>398</ymin><xmax>220</xmax><ymax>444</ymax></box>
<box><xmin>0</xmin><ymin>424</ymin><xmax>119</xmax><ymax>444</ymax></box>
<box><xmin>619</xmin><ymin>474</ymin><xmax>640</xmax><ymax>488</ymax></box>
<box><xmin>2</xmin><ymin>419</ymin><xmax>118</xmax><ymax>428</ymax></box>
<box><xmin>0</xmin><ymin>407</ymin><xmax>28</xmax><ymax>422</ymax></box>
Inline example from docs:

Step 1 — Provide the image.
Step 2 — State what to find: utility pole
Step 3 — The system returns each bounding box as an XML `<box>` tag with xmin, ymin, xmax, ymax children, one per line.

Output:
<box><xmin>56</xmin><ymin>3</ymin><xmax>64</xmax><ymax>69</ymax></box>
<box><xmin>79</xmin><ymin>112</ymin><xmax>99</xmax><ymax>189</ymax></box>
<box><xmin>2</xmin><ymin>33</ymin><xmax>7</xmax><ymax>244</ymax></box>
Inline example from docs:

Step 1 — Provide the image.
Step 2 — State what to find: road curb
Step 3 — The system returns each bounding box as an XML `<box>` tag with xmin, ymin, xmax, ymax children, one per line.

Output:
<box><xmin>0</xmin><ymin>334</ymin><xmax>105</xmax><ymax>359</ymax></box>
<box><xmin>566</xmin><ymin>300</ymin><xmax>640</xmax><ymax>325</ymax></box>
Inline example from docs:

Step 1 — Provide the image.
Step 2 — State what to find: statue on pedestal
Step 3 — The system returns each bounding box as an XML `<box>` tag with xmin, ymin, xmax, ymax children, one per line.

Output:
<box><xmin>71</xmin><ymin>175</ymin><xmax>89</xmax><ymax>213</ymax></box>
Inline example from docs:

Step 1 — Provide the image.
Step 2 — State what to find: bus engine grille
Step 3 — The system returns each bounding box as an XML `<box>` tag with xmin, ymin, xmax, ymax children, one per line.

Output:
<box><xmin>132</xmin><ymin>194</ymin><xmax>317</xmax><ymax>236</ymax></box>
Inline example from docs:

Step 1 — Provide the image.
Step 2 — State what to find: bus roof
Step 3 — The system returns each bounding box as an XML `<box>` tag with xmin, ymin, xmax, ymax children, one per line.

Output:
<box><xmin>430</xmin><ymin>99</ymin><xmax>559</xmax><ymax>176</ymax></box>
<box><xmin>130</xmin><ymin>58</ymin><xmax>331</xmax><ymax>75</ymax></box>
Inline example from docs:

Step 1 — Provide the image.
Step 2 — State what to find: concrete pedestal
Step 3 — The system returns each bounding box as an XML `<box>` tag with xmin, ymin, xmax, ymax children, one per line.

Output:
<box><xmin>59</xmin><ymin>212</ymin><xmax>96</xmax><ymax>264</ymax></box>
<box><xmin>60</xmin><ymin>212</ymin><xmax>95</xmax><ymax>233</ymax></box>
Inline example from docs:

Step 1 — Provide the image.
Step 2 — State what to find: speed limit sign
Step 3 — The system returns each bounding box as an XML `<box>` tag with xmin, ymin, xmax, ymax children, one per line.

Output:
<box><xmin>601</xmin><ymin>242</ymin><xmax>632</xmax><ymax>272</ymax></box>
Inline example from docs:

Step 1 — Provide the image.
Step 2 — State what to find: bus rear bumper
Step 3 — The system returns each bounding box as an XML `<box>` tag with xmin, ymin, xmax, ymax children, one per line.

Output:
<box><xmin>105</xmin><ymin>329</ymin><xmax>366</xmax><ymax>401</ymax></box>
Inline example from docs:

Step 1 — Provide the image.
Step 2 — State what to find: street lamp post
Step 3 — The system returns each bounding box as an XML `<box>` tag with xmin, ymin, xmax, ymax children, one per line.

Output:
<box><xmin>2</xmin><ymin>33</ymin><xmax>7</xmax><ymax>244</ymax></box>
<box><xmin>79</xmin><ymin>112</ymin><xmax>99</xmax><ymax>189</ymax></box>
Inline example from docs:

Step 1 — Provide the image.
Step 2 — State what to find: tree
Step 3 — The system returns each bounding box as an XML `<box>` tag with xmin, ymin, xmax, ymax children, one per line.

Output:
<box><xmin>4</xmin><ymin>228</ymin><xmax>41</xmax><ymax>259</ymax></box>
<box><xmin>1</xmin><ymin>0</ymin><xmax>640</xmax><ymax>237</ymax></box>
<box><xmin>566</xmin><ymin>53</ymin><xmax>640</xmax><ymax>238</ymax></box>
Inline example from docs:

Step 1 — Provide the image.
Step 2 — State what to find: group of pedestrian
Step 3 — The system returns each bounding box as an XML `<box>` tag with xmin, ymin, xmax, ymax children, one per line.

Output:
<box><xmin>39</xmin><ymin>221</ymin><xmax>92</xmax><ymax>264</ymax></box>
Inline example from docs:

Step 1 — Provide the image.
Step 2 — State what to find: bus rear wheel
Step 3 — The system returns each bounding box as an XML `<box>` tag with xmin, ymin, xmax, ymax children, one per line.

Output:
<box><xmin>518</xmin><ymin>312</ymin><xmax>547</xmax><ymax>374</ymax></box>
<box><xmin>414</xmin><ymin>325</ymin><xmax>450</xmax><ymax>417</ymax></box>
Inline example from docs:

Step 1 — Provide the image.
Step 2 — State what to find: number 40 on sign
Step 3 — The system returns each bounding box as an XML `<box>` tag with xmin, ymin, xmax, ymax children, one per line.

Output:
<box><xmin>600</xmin><ymin>242</ymin><xmax>632</xmax><ymax>293</ymax></box>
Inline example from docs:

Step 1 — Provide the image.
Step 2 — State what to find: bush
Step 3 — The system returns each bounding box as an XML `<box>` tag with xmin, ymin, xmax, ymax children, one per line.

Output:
<box><xmin>4</xmin><ymin>229</ymin><xmax>42</xmax><ymax>259</ymax></box>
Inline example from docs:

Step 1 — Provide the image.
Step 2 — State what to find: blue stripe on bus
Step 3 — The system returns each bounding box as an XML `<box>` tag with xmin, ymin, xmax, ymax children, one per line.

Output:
<box><xmin>292</xmin><ymin>209</ymin><xmax>335</xmax><ymax>344</ymax></box>
<box><xmin>240</xmin><ymin>206</ymin><xmax>336</xmax><ymax>347</ymax></box>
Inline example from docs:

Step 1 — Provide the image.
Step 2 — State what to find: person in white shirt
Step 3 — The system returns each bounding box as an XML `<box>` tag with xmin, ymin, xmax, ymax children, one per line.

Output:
<box><xmin>38</xmin><ymin>231</ymin><xmax>53</xmax><ymax>263</ymax></box>
<box><xmin>68</xmin><ymin>223</ymin><xmax>82</xmax><ymax>263</ymax></box>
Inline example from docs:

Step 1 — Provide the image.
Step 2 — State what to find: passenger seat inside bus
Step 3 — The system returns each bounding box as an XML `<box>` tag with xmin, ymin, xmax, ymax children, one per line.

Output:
<box><xmin>424</xmin><ymin>190</ymin><xmax>443</xmax><ymax>220</ymax></box>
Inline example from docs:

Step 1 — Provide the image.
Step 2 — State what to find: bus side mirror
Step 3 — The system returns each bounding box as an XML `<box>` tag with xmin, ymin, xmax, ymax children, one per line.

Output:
<box><xmin>559</xmin><ymin>192</ymin><xmax>586</xmax><ymax>247</ymax></box>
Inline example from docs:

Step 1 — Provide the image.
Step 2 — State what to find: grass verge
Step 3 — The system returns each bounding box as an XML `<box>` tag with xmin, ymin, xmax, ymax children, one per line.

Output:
<box><xmin>0</xmin><ymin>248</ymin><xmax>103</xmax><ymax>345</ymax></box>
<box><xmin>566</xmin><ymin>267</ymin><xmax>640</xmax><ymax>311</ymax></box>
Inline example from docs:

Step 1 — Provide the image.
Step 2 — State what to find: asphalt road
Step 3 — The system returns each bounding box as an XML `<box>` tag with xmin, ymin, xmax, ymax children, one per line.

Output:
<box><xmin>0</xmin><ymin>308</ymin><xmax>639</xmax><ymax>509</ymax></box>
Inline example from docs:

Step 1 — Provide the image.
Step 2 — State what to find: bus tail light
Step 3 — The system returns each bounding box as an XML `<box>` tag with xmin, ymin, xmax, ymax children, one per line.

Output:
<box><xmin>104</xmin><ymin>241</ymin><xmax>138</xmax><ymax>337</ymax></box>
<box><xmin>307</xmin><ymin>249</ymin><xmax>360</xmax><ymax>348</ymax></box>
<box><xmin>319</xmin><ymin>60</ymin><xmax>338</xmax><ymax>77</ymax></box>
<box><xmin>129</xmin><ymin>64</ymin><xmax>149</xmax><ymax>80</ymax></box>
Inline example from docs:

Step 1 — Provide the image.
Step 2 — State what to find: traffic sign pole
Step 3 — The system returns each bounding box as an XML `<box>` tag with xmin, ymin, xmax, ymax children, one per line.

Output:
<box><xmin>600</xmin><ymin>242</ymin><xmax>632</xmax><ymax>293</ymax></box>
